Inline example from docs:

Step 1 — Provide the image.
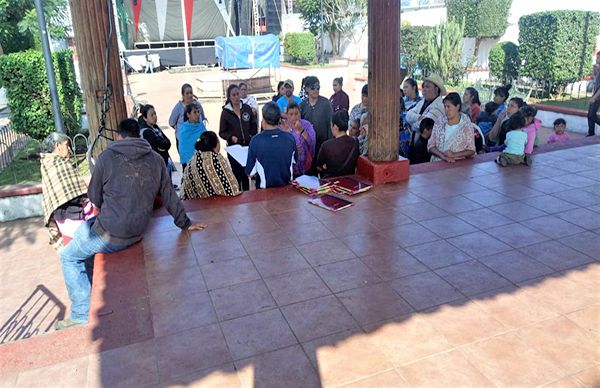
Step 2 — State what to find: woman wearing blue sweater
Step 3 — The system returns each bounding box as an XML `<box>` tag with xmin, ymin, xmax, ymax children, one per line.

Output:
<box><xmin>178</xmin><ymin>103</ymin><xmax>206</xmax><ymax>171</ymax></box>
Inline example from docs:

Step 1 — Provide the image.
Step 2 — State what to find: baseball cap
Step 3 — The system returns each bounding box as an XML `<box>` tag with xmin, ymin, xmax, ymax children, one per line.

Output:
<box><xmin>283</xmin><ymin>79</ymin><xmax>294</xmax><ymax>87</ymax></box>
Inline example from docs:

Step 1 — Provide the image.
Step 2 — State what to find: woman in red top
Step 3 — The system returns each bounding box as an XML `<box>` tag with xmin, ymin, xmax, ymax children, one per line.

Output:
<box><xmin>462</xmin><ymin>87</ymin><xmax>481</xmax><ymax>123</ymax></box>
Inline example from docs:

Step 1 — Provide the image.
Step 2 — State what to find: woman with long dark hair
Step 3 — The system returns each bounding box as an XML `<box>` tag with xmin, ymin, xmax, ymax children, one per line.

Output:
<box><xmin>219</xmin><ymin>84</ymin><xmax>258</xmax><ymax>191</ymax></box>
<box><xmin>138</xmin><ymin>104</ymin><xmax>171</xmax><ymax>167</ymax></box>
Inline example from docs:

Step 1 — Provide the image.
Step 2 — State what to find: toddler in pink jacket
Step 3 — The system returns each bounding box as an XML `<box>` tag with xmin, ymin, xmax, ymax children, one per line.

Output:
<box><xmin>521</xmin><ymin>105</ymin><xmax>540</xmax><ymax>155</ymax></box>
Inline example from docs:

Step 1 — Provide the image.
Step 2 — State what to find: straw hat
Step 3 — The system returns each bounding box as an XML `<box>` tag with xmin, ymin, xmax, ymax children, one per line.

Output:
<box><xmin>424</xmin><ymin>74</ymin><xmax>446</xmax><ymax>96</ymax></box>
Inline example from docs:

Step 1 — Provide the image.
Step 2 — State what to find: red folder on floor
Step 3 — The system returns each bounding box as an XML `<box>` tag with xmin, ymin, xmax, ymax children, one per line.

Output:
<box><xmin>327</xmin><ymin>177</ymin><xmax>372</xmax><ymax>196</ymax></box>
<box><xmin>308</xmin><ymin>194</ymin><xmax>353</xmax><ymax>212</ymax></box>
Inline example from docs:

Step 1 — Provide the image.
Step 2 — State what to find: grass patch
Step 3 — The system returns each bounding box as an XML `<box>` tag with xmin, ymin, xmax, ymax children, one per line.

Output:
<box><xmin>0</xmin><ymin>140</ymin><xmax>90</xmax><ymax>186</ymax></box>
<box><xmin>532</xmin><ymin>96</ymin><xmax>590</xmax><ymax>111</ymax></box>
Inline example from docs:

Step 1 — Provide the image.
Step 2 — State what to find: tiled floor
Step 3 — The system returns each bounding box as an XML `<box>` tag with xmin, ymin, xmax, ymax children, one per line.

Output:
<box><xmin>1</xmin><ymin>144</ymin><xmax>599</xmax><ymax>387</ymax></box>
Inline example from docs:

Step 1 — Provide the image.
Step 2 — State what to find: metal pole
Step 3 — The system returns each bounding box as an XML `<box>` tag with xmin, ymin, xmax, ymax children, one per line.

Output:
<box><xmin>34</xmin><ymin>0</ymin><xmax>65</xmax><ymax>133</ymax></box>
<box><xmin>320</xmin><ymin>0</ymin><xmax>324</xmax><ymax>64</ymax></box>
<box><xmin>180</xmin><ymin>0</ymin><xmax>191</xmax><ymax>67</ymax></box>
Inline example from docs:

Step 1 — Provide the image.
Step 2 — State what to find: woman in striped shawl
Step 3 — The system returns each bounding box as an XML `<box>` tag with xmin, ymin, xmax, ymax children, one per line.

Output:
<box><xmin>181</xmin><ymin>131</ymin><xmax>241</xmax><ymax>199</ymax></box>
<box><xmin>40</xmin><ymin>132</ymin><xmax>92</xmax><ymax>249</ymax></box>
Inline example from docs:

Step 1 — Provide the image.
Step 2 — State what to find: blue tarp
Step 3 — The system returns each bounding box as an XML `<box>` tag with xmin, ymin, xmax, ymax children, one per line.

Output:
<box><xmin>215</xmin><ymin>35</ymin><xmax>280</xmax><ymax>70</ymax></box>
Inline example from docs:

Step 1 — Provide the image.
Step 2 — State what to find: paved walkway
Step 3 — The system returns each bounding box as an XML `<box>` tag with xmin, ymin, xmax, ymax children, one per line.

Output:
<box><xmin>1</xmin><ymin>143</ymin><xmax>599</xmax><ymax>387</ymax></box>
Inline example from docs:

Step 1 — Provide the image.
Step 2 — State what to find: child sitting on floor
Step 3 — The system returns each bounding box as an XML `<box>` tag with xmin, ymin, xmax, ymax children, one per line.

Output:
<box><xmin>547</xmin><ymin>118</ymin><xmax>570</xmax><ymax>143</ymax></box>
<box><xmin>476</xmin><ymin>101</ymin><xmax>499</xmax><ymax>135</ymax></box>
<box><xmin>520</xmin><ymin>105</ymin><xmax>541</xmax><ymax>155</ymax></box>
<box><xmin>495</xmin><ymin>112</ymin><xmax>532</xmax><ymax>166</ymax></box>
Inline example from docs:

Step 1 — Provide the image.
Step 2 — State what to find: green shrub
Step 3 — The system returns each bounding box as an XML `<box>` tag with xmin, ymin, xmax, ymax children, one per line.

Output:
<box><xmin>488</xmin><ymin>41</ymin><xmax>520</xmax><ymax>83</ymax></box>
<box><xmin>447</xmin><ymin>0</ymin><xmax>512</xmax><ymax>40</ymax></box>
<box><xmin>400</xmin><ymin>25</ymin><xmax>434</xmax><ymax>76</ymax></box>
<box><xmin>284</xmin><ymin>32</ymin><xmax>316</xmax><ymax>64</ymax></box>
<box><xmin>0</xmin><ymin>49</ymin><xmax>82</xmax><ymax>141</ymax></box>
<box><xmin>421</xmin><ymin>20</ymin><xmax>465</xmax><ymax>83</ymax></box>
<box><xmin>519</xmin><ymin>10</ymin><xmax>600</xmax><ymax>87</ymax></box>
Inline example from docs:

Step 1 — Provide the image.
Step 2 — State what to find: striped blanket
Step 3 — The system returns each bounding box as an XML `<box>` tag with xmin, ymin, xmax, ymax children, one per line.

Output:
<box><xmin>40</xmin><ymin>153</ymin><xmax>88</xmax><ymax>248</ymax></box>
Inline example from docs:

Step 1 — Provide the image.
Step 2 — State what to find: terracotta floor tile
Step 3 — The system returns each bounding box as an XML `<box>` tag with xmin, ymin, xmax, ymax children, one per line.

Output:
<box><xmin>384</xmin><ymin>223</ymin><xmax>440</xmax><ymax>248</ymax></box>
<box><xmin>447</xmin><ymin>231</ymin><xmax>511</xmax><ymax>259</ymax></box>
<box><xmin>430</xmin><ymin>195</ymin><xmax>484</xmax><ymax>214</ymax></box>
<box><xmin>87</xmin><ymin>339</ymin><xmax>159</xmax><ymax>388</ymax></box>
<box><xmin>423</xmin><ymin>300</ymin><xmax>508</xmax><ymax>347</ymax></box>
<box><xmin>271</xmin><ymin>209</ymin><xmax>318</xmax><ymax>229</ymax></box>
<box><xmin>485</xmin><ymin>223</ymin><xmax>550</xmax><ymax>249</ymax></box>
<box><xmin>524</xmin><ymin>178</ymin><xmax>573</xmax><ymax>194</ymax></box>
<box><xmin>456</xmin><ymin>207</ymin><xmax>513</xmax><ymax>230</ymax></box>
<box><xmin>209</xmin><ymin>279</ymin><xmax>276</xmax><ymax>321</ymax></box>
<box><xmin>315</xmin><ymin>258</ymin><xmax>382</xmax><ymax>293</ymax></box>
<box><xmin>572</xmin><ymin>365</ymin><xmax>600</xmax><ymax>387</ymax></box>
<box><xmin>519</xmin><ymin>275</ymin><xmax>599</xmax><ymax>315</ymax></box>
<box><xmin>566</xmin><ymin>305</ymin><xmax>600</xmax><ymax>335</ymax></box>
<box><xmin>220</xmin><ymin>309</ymin><xmax>297</xmax><ymax>360</ymax></box>
<box><xmin>302</xmin><ymin>330</ymin><xmax>393</xmax><ymax>387</ymax></box>
<box><xmin>399</xmin><ymin>349</ymin><xmax>493</xmax><ymax>387</ymax></box>
<box><xmin>462</xmin><ymin>189</ymin><xmax>513</xmax><ymax>207</ymax></box>
<box><xmin>249</xmin><ymin>246</ymin><xmax>310</xmax><ymax>278</ymax></box>
<box><xmin>281</xmin><ymin>295</ymin><xmax>358</xmax><ymax>342</ymax></box>
<box><xmin>460</xmin><ymin>332</ymin><xmax>566</xmax><ymax>387</ymax></box>
<box><xmin>520</xmin><ymin>241</ymin><xmax>595</xmax><ymax>271</ymax></box>
<box><xmin>0</xmin><ymin>374</ymin><xmax>17</xmax><ymax>388</ymax></box>
<box><xmin>151</xmin><ymin>291</ymin><xmax>217</xmax><ymax>338</ymax></box>
<box><xmin>230</xmin><ymin>214</ymin><xmax>279</xmax><ymax>237</ymax></box>
<box><xmin>420</xmin><ymin>216</ymin><xmax>478</xmax><ymax>239</ymax></box>
<box><xmin>556</xmin><ymin>208</ymin><xmax>600</xmax><ymax>230</ymax></box>
<box><xmin>340</xmin><ymin>232</ymin><xmax>400</xmax><ymax>257</ymax></box>
<box><xmin>390</xmin><ymin>271</ymin><xmax>463</xmax><ymax>311</ymax></box>
<box><xmin>14</xmin><ymin>356</ymin><xmax>89</xmax><ymax>388</ymax></box>
<box><xmin>492</xmin><ymin>183</ymin><xmax>545</xmax><ymax>200</ymax></box>
<box><xmin>517</xmin><ymin>316</ymin><xmax>600</xmax><ymax>374</ymax></box>
<box><xmin>404</xmin><ymin>240</ymin><xmax>472</xmax><ymax>270</ymax></box>
<box><xmin>521</xmin><ymin>215</ymin><xmax>586</xmax><ymax>239</ymax></box>
<box><xmin>551</xmin><ymin>174</ymin><xmax>597</xmax><ymax>189</ymax></box>
<box><xmin>200</xmin><ymin>257</ymin><xmax>260</xmax><ymax>290</ymax></box>
<box><xmin>239</xmin><ymin>230</ymin><xmax>294</xmax><ymax>256</ymax></box>
<box><xmin>321</xmin><ymin>216</ymin><xmax>382</xmax><ymax>238</ymax></box>
<box><xmin>360</xmin><ymin>250</ymin><xmax>429</xmax><ymax>281</ymax></box>
<box><xmin>263</xmin><ymin>268</ymin><xmax>331</xmax><ymax>306</ymax></box>
<box><xmin>397</xmin><ymin>202</ymin><xmax>449</xmax><ymax>222</ymax></box>
<box><xmin>144</xmin><ymin>243</ymin><xmax>198</xmax><ymax>276</ymax></box>
<box><xmin>296</xmin><ymin>239</ymin><xmax>356</xmax><ymax>266</ymax></box>
<box><xmin>521</xmin><ymin>194</ymin><xmax>580</xmax><ymax>214</ymax></box>
<box><xmin>340</xmin><ymin>370</ymin><xmax>409</xmax><ymax>388</ymax></box>
<box><xmin>435</xmin><ymin>260</ymin><xmax>512</xmax><ymax>296</ymax></box>
<box><xmin>155</xmin><ymin>324</ymin><xmax>231</xmax><ymax>381</ymax></box>
<box><xmin>478</xmin><ymin>249</ymin><xmax>555</xmax><ymax>283</ymax></box>
<box><xmin>235</xmin><ymin>345</ymin><xmax>320</xmax><ymax>388</ymax></box>
<box><xmin>364</xmin><ymin>314</ymin><xmax>453</xmax><ymax>366</ymax></box>
<box><xmin>559</xmin><ymin>232</ymin><xmax>600</xmax><ymax>260</ymax></box>
<box><xmin>167</xmin><ymin>363</ymin><xmax>241</xmax><ymax>388</ymax></box>
<box><xmin>470</xmin><ymin>286</ymin><xmax>558</xmax><ymax>329</ymax></box>
<box><xmin>367</xmin><ymin>209</ymin><xmax>414</xmax><ymax>230</ymax></box>
<box><xmin>284</xmin><ymin>222</ymin><xmax>333</xmax><ymax>246</ymax></box>
<box><xmin>187</xmin><ymin>221</ymin><xmax>237</xmax><ymax>245</ymax></box>
<box><xmin>337</xmin><ymin>283</ymin><xmax>413</xmax><ymax>326</ymax></box>
<box><xmin>147</xmin><ymin>266</ymin><xmax>206</xmax><ymax>305</ymax></box>
<box><xmin>488</xmin><ymin>201</ymin><xmax>548</xmax><ymax>222</ymax></box>
<box><xmin>193</xmin><ymin>237</ymin><xmax>248</xmax><ymax>266</ymax></box>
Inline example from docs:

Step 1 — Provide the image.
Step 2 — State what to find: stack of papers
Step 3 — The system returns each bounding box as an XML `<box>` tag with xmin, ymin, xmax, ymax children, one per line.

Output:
<box><xmin>326</xmin><ymin>177</ymin><xmax>372</xmax><ymax>196</ymax></box>
<box><xmin>308</xmin><ymin>194</ymin><xmax>354</xmax><ymax>212</ymax></box>
<box><xmin>292</xmin><ymin>175</ymin><xmax>333</xmax><ymax>196</ymax></box>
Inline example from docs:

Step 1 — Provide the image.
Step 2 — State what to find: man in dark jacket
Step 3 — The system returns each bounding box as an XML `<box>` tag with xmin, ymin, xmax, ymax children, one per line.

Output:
<box><xmin>55</xmin><ymin>119</ymin><xmax>206</xmax><ymax>330</ymax></box>
<box><xmin>299</xmin><ymin>76</ymin><xmax>333</xmax><ymax>173</ymax></box>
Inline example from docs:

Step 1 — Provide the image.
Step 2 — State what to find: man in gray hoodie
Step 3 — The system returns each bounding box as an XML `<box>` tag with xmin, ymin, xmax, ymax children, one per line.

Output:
<box><xmin>56</xmin><ymin>119</ymin><xmax>206</xmax><ymax>330</ymax></box>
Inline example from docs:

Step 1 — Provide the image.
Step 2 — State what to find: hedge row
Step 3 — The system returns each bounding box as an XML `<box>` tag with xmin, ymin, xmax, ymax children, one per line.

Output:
<box><xmin>284</xmin><ymin>32</ymin><xmax>316</xmax><ymax>64</ymax></box>
<box><xmin>519</xmin><ymin>10</ymin><xmax>600</xmax><ymax>85</ymax></box>
<box><xmin>0</xmin><ymin>49</ymin><xmax>82</xmax><ymax>141</ymax></box>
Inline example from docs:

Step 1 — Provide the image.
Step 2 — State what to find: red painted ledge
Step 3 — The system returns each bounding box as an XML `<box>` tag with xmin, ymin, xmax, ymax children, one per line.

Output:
<box><xmin>357</xmin><ymin>155</ymin><xmax>409</xmax><ymax>184</ymax></box>
<box><xmin>531</xmin><ymin>103</ymin><xmax>593</xmax><ymax>118</ymax></box>
<box><xmin>0</xmin><ymin>182</ymin><xmax>42</xmax><ymax>198</ymax></box>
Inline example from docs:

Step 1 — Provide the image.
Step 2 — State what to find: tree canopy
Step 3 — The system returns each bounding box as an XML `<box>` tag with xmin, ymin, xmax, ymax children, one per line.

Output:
<box><xmin>0</xmin><ymin>0</ymin><xmax>69</xmax><ymax>55</ymax></box>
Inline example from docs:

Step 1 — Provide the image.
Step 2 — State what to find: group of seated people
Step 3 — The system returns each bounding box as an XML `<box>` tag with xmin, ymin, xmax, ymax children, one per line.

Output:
<box><xmin>132</xmin><ymin>74</ymin><xmax>575</xmax><ymax>202</ymax></box>
<box><xmin>400</xmin><ymin>76</ymin><xmax>572</xmax><ymax>167</ymax></box>
<box><xmin>136</xmin><ymin>77</ymin><xmax>363</xmax><ymax>201</ymax></box>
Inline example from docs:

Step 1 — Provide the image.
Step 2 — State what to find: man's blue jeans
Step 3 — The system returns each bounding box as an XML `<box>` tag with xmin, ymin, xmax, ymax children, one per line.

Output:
<box><xmin>60</xmin><ymin>218</ymin><xmax>127</xmax><ymax>322</ymax></box>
